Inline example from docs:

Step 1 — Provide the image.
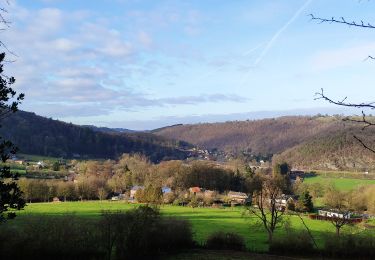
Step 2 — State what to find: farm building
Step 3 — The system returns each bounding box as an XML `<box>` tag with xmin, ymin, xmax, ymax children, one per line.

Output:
<box><xmin>227</xmin><ymin>191</ymin><xmax>249</xmax><ymax>204</ymax></box>
<box><xmin>318</xmin><ymin>209</ymin><xmax>352</xmax><ymax>219</ymax></box>
<box><xmin>189</xmin><ymin>187</ymin><xmax>202</xmax><ymax>195</ymax></box>
<box><xmin>162</xmin><ymin>187</ymin><xmax>172</xmax><ymax>194</ymax></box>
<box><xmin>204</xmin><ymin>190</ymin><xmax>215</xmax><ymax>197</ymax></box>
<box><xmin>111</xmin><ymin>193</ymin><xmax>127</xmax><ymax>201</ymax></box>
<box><xmin>274</xmin><ymin>194</ymin><xmax>298</xmax><ymax>209</ymax></box>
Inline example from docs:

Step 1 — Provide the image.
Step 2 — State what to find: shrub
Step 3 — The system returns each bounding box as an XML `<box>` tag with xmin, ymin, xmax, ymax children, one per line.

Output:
<box><xmin>205</xmin><ymin>231</ymin><xmax>245</xmax><ymax>251</ymax></box>
<box><xmin>163</xmin><ymin>192</ymin><xmax>176</xmax><ymax>204</ymax></box>
<box><xmin>156</xmin><ymin>217</ymin><xmax>195</xmax><ymax>252</ymax></box>
<box><xmin>269</xmin><ymin>230</ymin><xmax>315</xmax><ymax>256</ymax></box>
<box><xmin>100</xmin><ymin>205</ymin><xmax>194</xmax><ymax>259</ymax></box>
<box><xmin>323</xmin><ymin>233</ymin><xmax>375</xmax><ymax>258</ymax></box>
<box><xmin>0</xmin><ymin>215</ymin><xmax>104</xmax><ymax>259</ymax></box>
<box><xmin>187</xmin><ymin>196</ymin><xmax>199</xmax><ymax>208</ymax></box>
<box><xmin>0</xmin><ymin>206</ymin><xmax>194</xmax><ymax>260</ymax></box>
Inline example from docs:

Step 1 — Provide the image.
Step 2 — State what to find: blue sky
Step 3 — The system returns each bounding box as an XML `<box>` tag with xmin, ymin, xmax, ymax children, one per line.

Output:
<box><xmin>3</xmin><ymin>0</ymin><xmax>375</xmax><ymax>129</ymax></box>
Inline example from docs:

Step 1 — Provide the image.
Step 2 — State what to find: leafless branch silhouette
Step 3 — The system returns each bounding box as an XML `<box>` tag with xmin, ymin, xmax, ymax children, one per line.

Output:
<box><xmin>315</xmin><ymin>89</ymin><xmax>375</xmax><ymax>153</ymax></box>
<box><xmin>309</xmin><ymin>14</ymin><xmax>375</xmax><ymax>29</ymax></box>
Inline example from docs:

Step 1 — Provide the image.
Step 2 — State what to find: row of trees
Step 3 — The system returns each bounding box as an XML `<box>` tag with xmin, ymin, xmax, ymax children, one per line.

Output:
<box><xmin>16</xmin><ymin>154</ymin><xmax>256</xmax><ymax>202</ymax></box>
<box><xmin>72</xmin><ymin>154</ymin><xmax>259</xmax><ymax>193</ymax></box>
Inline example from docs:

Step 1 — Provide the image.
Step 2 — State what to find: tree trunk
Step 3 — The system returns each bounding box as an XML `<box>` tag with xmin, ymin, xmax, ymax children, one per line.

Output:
<box><xmin>336</xmin><ymin>226</ymin><xmax>340</xmax><ymax>236</ymax></box>
<box><xmin>268</xmin><ymin>230</ymin><xmax>273</xmax><ymax>243</ymax></box>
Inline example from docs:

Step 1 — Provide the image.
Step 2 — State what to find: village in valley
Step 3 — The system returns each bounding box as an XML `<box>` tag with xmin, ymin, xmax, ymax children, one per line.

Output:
<box><xmin>1</xmin><ymin>0</ymin><xmax>375</xmax><ymax>259</ymax></box>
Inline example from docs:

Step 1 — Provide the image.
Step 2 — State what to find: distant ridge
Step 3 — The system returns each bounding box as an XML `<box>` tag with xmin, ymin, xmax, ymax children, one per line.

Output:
<box><xmin>150</xmin><ymin>124</ymin><xmax>184</xmax><ymax>133</ymax></box>
<box><xmin>83</xmin><ymin>125</ymin><xmax>137</xmax><ymax>134</ymax></box>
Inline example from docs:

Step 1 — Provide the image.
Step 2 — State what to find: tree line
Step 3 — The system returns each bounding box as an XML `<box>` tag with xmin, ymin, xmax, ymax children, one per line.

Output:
<box><xmin>17</xmin><ymin>154</ymin><xmax>258</xmax><ymax>203</ymax></box>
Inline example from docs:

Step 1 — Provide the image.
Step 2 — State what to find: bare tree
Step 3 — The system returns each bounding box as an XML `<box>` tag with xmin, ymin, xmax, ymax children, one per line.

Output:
<box><xmin>323</xmin><ymin>185</ymin><xmax>352</xmax><ymax>236</ymax></box>
<box><xmin>246</xmin><ymin>174</ymin><xmax>286</xmax><ymax>243</ymax></box>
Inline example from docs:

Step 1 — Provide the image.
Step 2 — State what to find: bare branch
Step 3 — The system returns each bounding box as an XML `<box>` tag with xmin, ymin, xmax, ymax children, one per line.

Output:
<box><xmin>295</xmin><ymin>213</ymin><xmax>321</xmax><ymax>257</ymax></box>
<box><xmin>316</xmin><ymin>89</ymin><xmax>375</xmax><ymax>153</ymax></box>
<box><xmin>310</xmin><ymin>14</ymin><xmax>375</xmax><ymax>29</ymax></box>
<box><xmin>343</xmin><ymin>111</ymin><xmax>375</xmax><ymax>130</ymax></box>
<box><xmin>315</xmin><ymin>88</ymin><xmax>375</xmax><ymax>109</ymax></box>
<box><xmin>353</xmin><ymin>135</ymin><xmax>375</xmax><ymax>153</ymax></box>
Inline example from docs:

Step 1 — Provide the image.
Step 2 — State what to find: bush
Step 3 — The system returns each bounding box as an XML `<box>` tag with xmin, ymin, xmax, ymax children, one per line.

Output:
<box><xmin>205</xmin><ymin>231</ymin><xmax>245</xmax><ymax>251</ymax></box>
<box><xmin>100</xmin><ymin>205</ymin><xmax>194</xmax><ymax>259</ymax></box>
<box><xmin>0</xmin><ymin>206</ymin><xmax>194</xmax><ymax>260</ymax></box>
<box><xmin>156</xmin><ymin>217</ymin><xmax>195</xmax><ymax>252</ymax></box>
<box><xmin>0</xmin><ymin>215</ymin><xmax>104</xmax><ymax>259</ymax></box>
<box><xmin>323</xmin><ymin>233</ymin><xmax>375</xmax><ymax>258</ymax></box>
<box><xmin>163</xmin><ymin>192</ymin><xmax>176</xmax><ymax>204</ymax></box>
<box><xmin>269</xmin><ymin>230</ymin><xmax>315</xmax><ymax>256</ymax></box>
<box><xmin>187</xmin><ymin>196</ymin><xmax>199</xmax><ymax>208</ymax></box>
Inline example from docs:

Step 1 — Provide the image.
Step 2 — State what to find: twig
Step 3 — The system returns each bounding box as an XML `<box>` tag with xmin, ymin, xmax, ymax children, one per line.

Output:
<box><xmin>315</xmin><ymin>89</ymin><xmax>375</xmax><ymax>109</ymax></box>
<box><xmin>310</xmin><ymin>14</ymin><xmax>375</xmax><ymax>29</ymax></box>
<box><xmin>353</xmin><ymin>135</ymin><xmax>375</xmax><ymax>153</ymax></box>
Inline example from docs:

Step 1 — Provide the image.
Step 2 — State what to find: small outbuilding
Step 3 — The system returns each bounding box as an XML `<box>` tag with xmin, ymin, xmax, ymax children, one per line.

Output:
<box><xmin>189</xmin><ymin>187</ymin><xmax>202</xmax><ymax>195</ymax></box>
<box><xmin>162</xmin><ymin>187</ymin><xmax>172</xmax><ymax>194</ymax></box>
<box><xmin>228</xmin><ymin>191</ymin><xmax>249</xmax><ymax>204</ymax></box>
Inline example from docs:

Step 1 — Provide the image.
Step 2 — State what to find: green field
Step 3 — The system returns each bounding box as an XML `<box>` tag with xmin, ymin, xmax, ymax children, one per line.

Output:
<box><xmin>304</xmin><ymin>175</ymin><xmax>375</xmax><ymax>190</ymax></box>
<box><xmin>11</xmin><ymin>201</ymin><xmax>371</xmax><ymax>252</ymax></box>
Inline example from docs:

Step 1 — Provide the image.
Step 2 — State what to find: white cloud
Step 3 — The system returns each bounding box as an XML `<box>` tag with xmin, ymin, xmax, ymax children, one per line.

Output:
<box><xmin>53</xmin><ymin>38</ymin><xmax>80</xmax><ymax>52</ymax></box>
<box><xmin>1</xmin><ymin>2</ymin><xmax>247</xmax><ymax>120</ymax></box>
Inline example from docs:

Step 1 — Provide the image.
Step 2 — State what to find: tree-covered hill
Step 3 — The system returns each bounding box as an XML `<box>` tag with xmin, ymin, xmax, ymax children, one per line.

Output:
<box><xmin>274</xmin><ymin>125</ymin><xmax>375</xmax><ymax>171</ymax></box>
<box><xmin>0</xmin><ymin>111</ymin><xmax>189</xmax><ymax>162</ymax></box>
<box><xmin>154</xmin><ymin>115</ymin><xmax>375</xmax><ymax>170</ymax></box>
<box><xmin>153</xmin><ymin>116</ymin><xmax>342</xmax><ymax>154</ymax></box>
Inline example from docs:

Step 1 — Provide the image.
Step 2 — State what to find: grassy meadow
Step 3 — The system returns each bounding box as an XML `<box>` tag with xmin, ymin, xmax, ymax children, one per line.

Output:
<box><xmin>304</xmin><ymin>175</ymin><xmax>375</xmax><ymax>190</ymax></box>
<box><xmin>11</xmin><ymin>201</ymin><xmax>372</xmax><ymax>252</ymax></box>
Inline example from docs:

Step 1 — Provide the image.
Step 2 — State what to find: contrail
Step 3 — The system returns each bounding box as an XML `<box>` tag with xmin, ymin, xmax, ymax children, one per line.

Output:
<box><xmin>253</xmin><ymin>0</ymin><xmax>314</xmax><ymax>66</ymax></box>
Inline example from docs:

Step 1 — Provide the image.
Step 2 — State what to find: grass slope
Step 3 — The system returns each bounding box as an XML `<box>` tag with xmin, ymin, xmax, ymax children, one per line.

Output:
<box><xmin>304</xmin><ymin>175</ymin><xmax>375</xmax><ymax>190</ymax></box>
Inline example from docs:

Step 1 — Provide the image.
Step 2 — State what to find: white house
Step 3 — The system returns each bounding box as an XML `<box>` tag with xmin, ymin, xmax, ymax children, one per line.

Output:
<box><xmin>276</xmin><ymin>194</ymin><xmax>297</xmax><ymax>206</ymax></box>
<box><xmin>318</xmin><ymin>209</ymin><xmax>352</xmax><ymax>219</ymax></box>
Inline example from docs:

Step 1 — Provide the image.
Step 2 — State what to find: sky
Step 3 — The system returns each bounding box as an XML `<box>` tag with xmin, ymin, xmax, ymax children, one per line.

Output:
<box><xmin>2</xmin><ymin>0</ymin><xmax>375</xmax><ymax>130</ymax></box>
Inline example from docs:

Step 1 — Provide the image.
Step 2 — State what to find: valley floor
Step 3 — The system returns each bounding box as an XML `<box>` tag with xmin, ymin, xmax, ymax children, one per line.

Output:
<box><xmin>12</xmin><ymin>201</ymin><xmax>374</xmax><ymax>252</ymax></box>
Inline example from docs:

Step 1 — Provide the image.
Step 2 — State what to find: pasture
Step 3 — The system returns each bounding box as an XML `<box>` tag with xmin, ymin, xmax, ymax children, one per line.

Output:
<box><xmin>303</xmin><ymin>175</ymin><xmax>375</xmax><ymax>190</ymax></box>
<box><xmin>11</xmin><ymin>201</ymin><xmax>371</xmax><ymax>252</ymax></box>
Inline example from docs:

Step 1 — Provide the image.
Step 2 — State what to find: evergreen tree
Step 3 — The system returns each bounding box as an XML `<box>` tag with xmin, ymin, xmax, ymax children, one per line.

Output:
<box><xmin>0</xmin><ymin>52</ymin><xmax>25</xmax><ymax>222</ymax></box>
<box><xmin>301</xmin><ymin>191</ymin><xmax>314</xmax><ymax>213</ymax></box>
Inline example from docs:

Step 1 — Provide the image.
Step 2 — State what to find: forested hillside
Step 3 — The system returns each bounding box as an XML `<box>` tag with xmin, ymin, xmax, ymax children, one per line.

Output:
<box><xmin>154</xmin><ymin>116</ymin><xmax>375</xmax><ymax>170</ymax></box>
<box><xmin>2</xmin><ymin>112</ymin><xmax>374</xmax><ymax>170</ymax></box>
<box><xmin>0</xmin><ymin>111</ymin><xmax>189</xmax><ymax>162</ymax></box>
<box><xmin>154</xmin><ymin>116</ymin><xmax>341</xmax><ymax>154</ymax></box>
<box><xmin>274</xmin><ymin>126</ymin><xmax>375</xmax><ymax>171</ymax></box>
